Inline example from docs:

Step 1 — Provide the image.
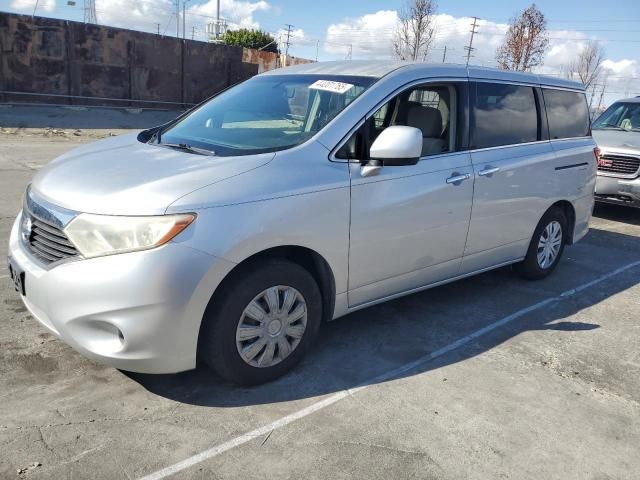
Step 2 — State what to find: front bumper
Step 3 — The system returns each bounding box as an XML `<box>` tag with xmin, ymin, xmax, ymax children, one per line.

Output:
<box><xmin>8</xmin><ymin>211</ymin><xmax>236</xmax><ymax>373</ymax></box>
<box><xmin>595</xmin><ymin>174</ymin><xmax>640</xmax><ymax>207</ymax></box>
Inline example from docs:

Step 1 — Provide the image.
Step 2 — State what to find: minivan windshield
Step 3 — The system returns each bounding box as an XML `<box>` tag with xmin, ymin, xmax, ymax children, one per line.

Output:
<box><xmin>156</xmin><ymin>74</ymin><xmax>375</xmax><ymax>156</ymax></box>
<box><xmin>592</xmin><ymin>102</ymin><xmax>640</xmax><ymax>132</ymax></box>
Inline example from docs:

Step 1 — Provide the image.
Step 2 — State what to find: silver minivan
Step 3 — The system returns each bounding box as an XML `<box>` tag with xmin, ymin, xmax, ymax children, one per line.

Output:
<box><xmin>7</xmin><ymin>62</ymin><xmax>596</xmax><ymax>385</ymax></box>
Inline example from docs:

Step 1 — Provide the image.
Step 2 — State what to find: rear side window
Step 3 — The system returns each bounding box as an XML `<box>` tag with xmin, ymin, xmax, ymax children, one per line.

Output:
<box><xmin>474</xmin><ymin>83</ymin><xmax>538</xmax><ymax>148</ymax></box>
<box><xmin>543</xmin><ymin>89</ymin><xmax>590</xmax><ymax>139</ymax></box>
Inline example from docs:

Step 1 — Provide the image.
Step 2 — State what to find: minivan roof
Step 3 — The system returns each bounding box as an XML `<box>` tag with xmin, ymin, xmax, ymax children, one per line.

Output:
<box><xmin>262</xmin><ymin>60</ymin><xmax>585</xmax><ymax>91</ymax></box>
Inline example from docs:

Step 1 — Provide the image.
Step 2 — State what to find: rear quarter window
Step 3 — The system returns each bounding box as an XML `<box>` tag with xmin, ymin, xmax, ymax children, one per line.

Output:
<box><xmin>473</xmin><ymin>83</ymin><xmax>538</xmax><ymax>149</ymax></box>
<box><xmin>543</xmin><ymin>89</ymin><xmax>590</xmax><ymax>139</ymax></box>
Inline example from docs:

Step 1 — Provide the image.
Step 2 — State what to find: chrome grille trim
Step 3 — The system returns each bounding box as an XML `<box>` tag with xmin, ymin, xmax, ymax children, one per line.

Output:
<box><xmin>31</xmin><ymin>233</ymin><xmax>78</xmax><ymax>255</ymax></box>
<box><xmin>597</xmin><ymin>154</ymin><xmax>640</xmax><ymax>178</ymax></box>
<box><xmin>31</xmin><ymin>240</ymin><xmax>68</xmax><ymax>259</ymax></box>
<box><xmin>21</xmin><ymin>187</ymin><xmax>80</xmax><ymax>266</ymax></box>
<box><xmin>29</xmin><ymin>243</ymin><xmax>60</xmax><ymax>262</ymax></box>
<box><xmin>31</xmin><ymin>221</ymin><xmax>75</xmax><ymax>247</ymax></box>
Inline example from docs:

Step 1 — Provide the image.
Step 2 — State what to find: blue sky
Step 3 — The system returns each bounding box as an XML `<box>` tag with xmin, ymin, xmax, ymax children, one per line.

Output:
<box><xmin>2</xmin><ymin>0</ymin><xmax>640</xmax><ymax>105</ymax></box>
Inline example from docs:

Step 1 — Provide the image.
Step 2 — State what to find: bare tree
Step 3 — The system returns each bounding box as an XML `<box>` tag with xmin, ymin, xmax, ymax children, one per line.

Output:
<box><xmin>392</xmin><ymin>0</ymin><xmax>438</xmax><ymax>61</ymax></box>
<box><xmin>595</xmin><ymin>71</ymin><xmax>609</xmax><ymax>113</ymax></box>
<box><xmin>566</xmin><ymin>40</ymin><xmax>605</xmax><ymax>90</ymax></box>
<box><xmin>496</xmin><ymin>3</ymin><xmax>549</xmax><ymax>71</ymax></box>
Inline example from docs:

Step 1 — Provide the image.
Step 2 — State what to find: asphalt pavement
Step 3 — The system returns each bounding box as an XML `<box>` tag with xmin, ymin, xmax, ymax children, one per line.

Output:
<box><xmin>1</xmin><ymin>129</ymin><xmax>638</xmax><ymax>480</ymax></box>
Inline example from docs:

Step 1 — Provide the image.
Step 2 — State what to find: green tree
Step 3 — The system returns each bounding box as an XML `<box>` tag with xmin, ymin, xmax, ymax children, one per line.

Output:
<box><xmin>221</xmin><ymin>29</ymin><xmax>279</xmax><ymax>54</ymax></box>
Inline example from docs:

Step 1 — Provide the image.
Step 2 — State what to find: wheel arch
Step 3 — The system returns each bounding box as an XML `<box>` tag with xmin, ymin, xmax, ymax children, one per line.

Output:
<box><xmin>204</xmin><ymin>245</ymin><xmax>336</xmax><ymax>325</ymax></box>
<box><xmin>549</xmin><ymin>200</ymin><xmax>577</xmax><ymax>245</ymax></box>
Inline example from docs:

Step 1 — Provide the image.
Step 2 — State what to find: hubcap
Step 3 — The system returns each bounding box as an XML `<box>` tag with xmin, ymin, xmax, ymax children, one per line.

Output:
<box><xmin>537</xmin><ymin>220</ymin><xmax>563</xmax><ymax>269</ymax></box>
<box><xmin>235</xmin><ymin>285</ymin><xmax>308</xmax><ymax>368</ymax></box>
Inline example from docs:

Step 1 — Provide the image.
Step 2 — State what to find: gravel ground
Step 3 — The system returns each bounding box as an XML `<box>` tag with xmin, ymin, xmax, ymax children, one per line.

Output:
<box><xmin>1</xmin><ymin>128</ymin><xmax>639</xmax><ymax>480</ymax></box>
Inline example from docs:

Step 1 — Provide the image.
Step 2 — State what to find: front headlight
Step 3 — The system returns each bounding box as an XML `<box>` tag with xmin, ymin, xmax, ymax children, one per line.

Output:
<box><xmin>64</xmin><ymin>213</ymin><xmax>196</xmax><ymax>259</ymax></box>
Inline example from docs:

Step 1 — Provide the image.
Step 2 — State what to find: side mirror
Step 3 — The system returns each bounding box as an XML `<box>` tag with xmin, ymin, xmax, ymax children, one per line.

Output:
<box><xmin>369</xmin><ymin>126</ymin><xmax>422</xmax><ymax>166</ymax></box>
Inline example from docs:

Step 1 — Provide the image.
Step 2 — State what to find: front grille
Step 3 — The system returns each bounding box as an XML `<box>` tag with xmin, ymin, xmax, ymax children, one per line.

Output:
<box><xmin>597</xmin><ymin>154</ymin><xmax>640</xmax><ymax>177</ymax></box>
<box><xmin>26</xmin><ymin>216</ymin><xmax>78</xmax><ymax>265</ymax></box>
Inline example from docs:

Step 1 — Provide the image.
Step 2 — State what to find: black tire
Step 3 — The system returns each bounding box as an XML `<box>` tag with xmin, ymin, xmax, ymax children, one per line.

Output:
<box><xmin>199</xmin><ymin>259</ymin><xmax>322</xmax><ymax>386</ymax></box>
<box><xmin>515</xmin><ymin>207</ymin><xmax>567</xmax><ymax>280</ymax></box>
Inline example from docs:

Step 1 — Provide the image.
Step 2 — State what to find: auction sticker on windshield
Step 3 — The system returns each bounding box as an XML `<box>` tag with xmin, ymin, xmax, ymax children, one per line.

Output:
<box><xmin>309</xmin><ymin>80</ymin><xmax>354</xmax><ymax>94</ymax></box>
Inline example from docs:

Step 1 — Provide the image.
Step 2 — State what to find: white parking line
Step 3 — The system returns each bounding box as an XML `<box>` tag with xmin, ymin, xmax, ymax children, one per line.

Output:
<box><xmin>137</xmin><ymin>259</ymin><xmax>640</xmax><ymax>480</ymax></box>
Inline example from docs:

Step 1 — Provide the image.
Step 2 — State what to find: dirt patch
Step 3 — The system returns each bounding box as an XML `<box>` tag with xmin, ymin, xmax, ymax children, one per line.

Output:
<box><xmin>10</xmin><ymin>352</ymin><xmax>59</xmax><ymax>374</ymax></box>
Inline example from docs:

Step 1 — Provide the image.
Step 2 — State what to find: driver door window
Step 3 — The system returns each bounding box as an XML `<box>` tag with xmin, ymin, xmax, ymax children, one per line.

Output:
<box><xmin>338</xmin><ymin>83</ymin><xmax>459</xmax><ymax>160</ymax></box>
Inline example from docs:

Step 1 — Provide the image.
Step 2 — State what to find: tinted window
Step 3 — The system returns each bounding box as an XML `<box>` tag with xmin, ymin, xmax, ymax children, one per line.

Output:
<box><xmin>474</xmin><ymin>83</ymin><xmax>538</xmax><ymax>148</ymax></box>
<box><xmin>543</xmin><ymin>89</ymin><xmax>590</xmax><ymax>139</ymax></box>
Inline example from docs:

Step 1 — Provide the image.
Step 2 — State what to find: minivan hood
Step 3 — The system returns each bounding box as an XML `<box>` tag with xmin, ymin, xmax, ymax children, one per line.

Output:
<box><xmin>31</xmin><ymin>132</ymin><xmax>274</xmax><ymax>215</ymax></box>
<box><xmin>592</xmin><ymin>129</ymin><xmax>640</xmax><ymax>151</ymax></box>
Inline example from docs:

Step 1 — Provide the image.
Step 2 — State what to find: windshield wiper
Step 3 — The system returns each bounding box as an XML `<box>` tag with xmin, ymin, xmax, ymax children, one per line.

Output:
<box><xmin>159</xmin><ymin>142</ymin><xmax>216</xmax><ymax>156</ymax></box>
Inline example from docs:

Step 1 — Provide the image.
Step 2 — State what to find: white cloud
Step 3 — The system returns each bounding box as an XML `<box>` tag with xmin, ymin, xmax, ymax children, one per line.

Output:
<box><xmin>190</xmin><ymin>0</ymin><xmax>270</xmax><ymax>30</ymax></box>
<box><xmin>12</xmin><ymin>0</ymin><xmax>56</xmax><ymax>13</ymax></box>
<box><xmin>323</xmin><ymin>12</ymin><xmax>508</xmax><ymax>63</ymax></box>
<box><xmin>600</xmin><ymin>59</ymin><xmax>640</xmax><ymax>101</ymax></box>
<box><xmin>325</xmin><ymin>10</ymin><xmax>398</xmax><ymax>58</ymax></box>
<box><xmin>91</xmin><ymin>0</ymin><xmax>269</xmax><ymax>37</ymax></box>
<box><xmin>95</xmin><ymin>0</ymin><xmax>174</xmax><ymax>33</ymax></box>
<box><xmin>274</xmin><ymin>27</ymin><xmax>306</xmax><ymax>53</ymax></box>
<box><xmin>323</xmin><ymin>10</ymin><xmax>639</xmax><ymax>106</ymax></box>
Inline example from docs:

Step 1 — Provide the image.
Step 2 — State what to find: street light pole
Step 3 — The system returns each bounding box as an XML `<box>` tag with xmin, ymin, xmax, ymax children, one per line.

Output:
<box><xmin>182</xmin><ymin>0</ymin><xmax>192</xmax><ymax>40</ymax></box>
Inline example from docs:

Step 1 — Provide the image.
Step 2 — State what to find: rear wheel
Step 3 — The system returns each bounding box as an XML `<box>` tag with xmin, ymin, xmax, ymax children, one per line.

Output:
<box><xmin>515</xmin><ymin>208</ymin><xmax>567</xmax><ymax>280</ymax></box>
<box><xmin>199</xmin><ymin>259</ymin><xmax>322</xmax><ymax>385</ymax></box>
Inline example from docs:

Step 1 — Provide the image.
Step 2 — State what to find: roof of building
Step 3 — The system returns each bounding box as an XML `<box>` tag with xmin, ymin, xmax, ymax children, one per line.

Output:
<box><xmin>262</xmin><ymin>60</ymin><xmax>585</xmax><ymax>91</ymax></box>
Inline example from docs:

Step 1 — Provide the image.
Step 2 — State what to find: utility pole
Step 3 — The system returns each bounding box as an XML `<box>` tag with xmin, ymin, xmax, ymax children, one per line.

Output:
<box><xmin>346</xmin><ymin>44</ymin><xmax>352</xmax><ymax>60</ymax></box>
<box><xmin>283</xmin><ymin>24</ymin><xmax>294</xmax><ymax>67</ymax></box>
<box><xmin>464</xmin><ymin>16</ymin><xmax>479</xmax><ymax>66</ymax></box>
<box><xmin>442</xmin><ymin>46</ymin><xmax>447</xmax><ymax>63</ymax></box>
<box><xmin>215</xmin><ymin>0</ymin><xmax>221</xmax><ymax>39</ymax></box>
<box><xmin>315</xmin><ymin>40</ymin><xmax>319</xmax><ymax>62</ymax></box>
<box><xmin>156</xmin><ymin>23</ymin><xmax>161</xmax><ymax>35</ymax></box>
<box><xmin>192</xmin><ymin>26</ymin><xmax>195</xmax><ymax>40</ymax></box>
<box><xmin>32</xmin><ymin>0</ymin><xmax>39</xmax><ymax>18</ymax></box>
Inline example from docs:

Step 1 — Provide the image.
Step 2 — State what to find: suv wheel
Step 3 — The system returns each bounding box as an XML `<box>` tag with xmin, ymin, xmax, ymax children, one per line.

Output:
<box><xmin>199</xmin><ymin>259</ymin><xmax>322</xmax><ymax>385</ymax></box>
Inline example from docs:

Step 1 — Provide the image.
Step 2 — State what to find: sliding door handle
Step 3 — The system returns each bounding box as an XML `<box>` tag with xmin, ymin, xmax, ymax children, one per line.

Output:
<box><xmin>478</xmin><ymin>166</ymin><xmax>500</xmax><ymax>177</ymax></box>
<box><xmin>446</xmin><ymin>173</ymin><xmax>471</xmax><ymax>185</ymax></box>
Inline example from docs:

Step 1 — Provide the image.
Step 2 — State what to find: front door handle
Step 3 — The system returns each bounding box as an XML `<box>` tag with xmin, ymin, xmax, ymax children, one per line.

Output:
<box><xmin>446</xmin><ymin>173</ymin><xmax>471</xmax><ymax>185</ymax></box>
<box><xmin>478</xmin><ymin>166</ymin><xmax>500</xmax><ymax>177</ymax></box>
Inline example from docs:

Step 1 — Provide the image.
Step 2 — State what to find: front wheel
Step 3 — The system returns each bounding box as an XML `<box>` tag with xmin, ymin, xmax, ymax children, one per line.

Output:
<box><xmin>515</xmin><ymin>208</ymin><xmax>567</xmax><ymax>280</ymax></box>
<box><xmin>199</xmin><ymin>259</ymin><xmax>322</xmax><ymax>385</ymax></box>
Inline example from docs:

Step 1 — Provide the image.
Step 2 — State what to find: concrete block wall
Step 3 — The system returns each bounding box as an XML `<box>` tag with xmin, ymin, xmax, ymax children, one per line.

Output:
<box><xmin>0</xmin><ymin>12</ymin><xmax>312</xmax><ymax>107</ymax></box>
